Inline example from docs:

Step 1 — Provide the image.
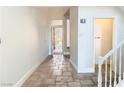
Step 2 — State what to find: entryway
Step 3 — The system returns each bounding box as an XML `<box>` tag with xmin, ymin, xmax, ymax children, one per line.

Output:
<box><xmin>53</xmin><ymin>27</ymin><xmax>63</xmax><ymax>54</ymax></box>
<box><xmin>50</xmin><ymin>20</ymin><xmax>63</xmax><ymax>55</ymax></box>
<box><xmin>94</xmin><ymin>18</ymin><xmax>114</xmax><ymax>64</ymax></box>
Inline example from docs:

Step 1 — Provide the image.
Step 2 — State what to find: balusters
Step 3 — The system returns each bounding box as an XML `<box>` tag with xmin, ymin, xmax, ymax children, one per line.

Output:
<box><xmin>109</xmin><ymin>57</ymin><xmax>112</xmax><ymax>87</ymax></box>
<box><xmin>105</xmin><ymin>59</ymin><xmax>108</xmax><ymax>87</ymax></box>
<box><xmin>114</xmin><ymin>51</ymin><xmax>117</xmax><ymax>86</ymax></box>
<box><xmin>97</xmin><ymin>41</ymin><xmax>124</xmax><ymax>87</ymax></box>
<box><xmin>119</xmin><ymin>47</ymin><xmax>122</xmax><ymax>82</ymax></box>
<box><xmin>98</xmin><ymin>57</ymin><xmax>102</xmax><ymax>87</ymax></box>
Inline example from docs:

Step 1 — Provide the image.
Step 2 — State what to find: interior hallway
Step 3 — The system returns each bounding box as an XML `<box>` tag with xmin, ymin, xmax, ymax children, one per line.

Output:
<box><xmin>22</xmin><ymin>54</ymin><xmax>97</xmax><ymax>87</ymax></box>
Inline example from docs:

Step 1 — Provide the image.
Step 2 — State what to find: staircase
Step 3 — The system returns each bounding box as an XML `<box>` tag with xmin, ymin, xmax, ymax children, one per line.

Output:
<box><xmin>97</xmin><ymin>40</ymin><xmax>124</xmax><ymax>87</ymax></box>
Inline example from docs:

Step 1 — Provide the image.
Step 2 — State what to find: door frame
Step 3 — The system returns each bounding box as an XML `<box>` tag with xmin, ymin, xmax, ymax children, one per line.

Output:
<box><xmin>51</xmin><ymin>26</ymin><xmax>63</xmax><ymax>55</ymax></box>
<box><xmin>93</xmin><ymin>16</ymin><xmax>117</xmax><ymax>67</ymax></box>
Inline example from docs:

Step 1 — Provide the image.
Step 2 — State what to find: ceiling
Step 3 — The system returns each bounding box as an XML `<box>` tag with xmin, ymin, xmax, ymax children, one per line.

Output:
<box><xmin>47</xmin><ymin>6</ymin><xmax>70</xmax><ymax>20</ymax></box>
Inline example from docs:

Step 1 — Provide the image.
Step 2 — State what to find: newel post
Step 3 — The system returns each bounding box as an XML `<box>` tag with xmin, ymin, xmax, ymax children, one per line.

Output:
<box><xmin>98</xmin><ymin>56</ymin><xmax>103</xmax><ymax>87</ymax></box>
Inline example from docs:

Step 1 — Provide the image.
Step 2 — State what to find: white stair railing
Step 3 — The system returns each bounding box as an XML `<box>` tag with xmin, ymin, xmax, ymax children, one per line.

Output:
<box><xmin>105</xmin><ymin>59</ymin><xmax>108</xmax><ymax>87</ymax></box>
<box><xmin>98</xmin><ymin>40</ymin><xmax>124</xmax><ymax>87</ymax></box>
<box><xmin>114</xmin><ymin>51</ymin><xmax>117</xmax><ymax>86</ymax></box>
<box><xmin>119</xmin><ymin>48</ymin><xmax>122</xmax><ymax>82</ymax></box>
<box><xmin>109</xmin><ymin>58</ymin><xmax>112</xmax><ymax>87</ymax></box>
<box><xmin>98</xmin><ymin>57</ymin><xmax>103</xmax><ymax>87</ymax></box>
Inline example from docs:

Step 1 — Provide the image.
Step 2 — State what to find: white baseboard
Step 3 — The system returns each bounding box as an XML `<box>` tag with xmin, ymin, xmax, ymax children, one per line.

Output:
<box><xmin>69</xmin><ymin>59</ymin><xmax>77</xmax><ymax>72</ymax></box>
<box><xmin>13</xmin><ymin>56</ymin><xmax>48</xmax><ymax>87</ymax></box>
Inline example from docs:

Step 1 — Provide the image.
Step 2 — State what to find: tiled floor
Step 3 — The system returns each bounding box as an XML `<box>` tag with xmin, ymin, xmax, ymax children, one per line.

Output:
<box><xmin>22</xmin><ymin>54</ymin><xmax>98</xmax><ymax>87</ymax></box>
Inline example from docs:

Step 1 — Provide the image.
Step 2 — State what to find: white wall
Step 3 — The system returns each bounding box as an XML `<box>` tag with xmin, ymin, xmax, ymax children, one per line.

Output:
<box><xmin>0</xmin><ymin>7</ymin><xmax>49</xmax><ymax>86</ymax></box>
<box><xmin>70</xmin><ymin>7</ymin><xmax>78</xmax><ymax>70</ymax></box>
<box><xmin>78</xmin><ymin>6</ymin><xmax>124</xmax><ymax>73</ymax></box>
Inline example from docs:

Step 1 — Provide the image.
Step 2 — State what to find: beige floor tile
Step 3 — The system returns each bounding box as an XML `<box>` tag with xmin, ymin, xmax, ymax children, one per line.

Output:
<box><xmin>52</xmin><ymin>70</ymin><xmax>62</xmax><ymax>76</ymax></box>
<box><xmin>63</xmin><ymin>72</ymin><xmax>72</xmax><ymax>76</ymax></box>
<box><xmin>56</xmin><ymin>76</ymin><xmax>64</xmax><ymax>81</ymax></box>
<box><xmin>25</xmin><ymin>81</ymin><xmax>42</xmax><ymax>87</ymax></box>
<box><xmin>80</xmin><ymin>80</ymin><xmax>94</xmax><ymax>86</ymax></box>
<box><xmin>68</xmin><ymin>81</ymin><xmax>81</xmax><ymax>87</ymax></box>
<box><xmin>46</xmin><ymin>79</ymin><xmax>55</xmax><ymax>85</ymax></box>
<box><xmin>66</xmin><ymin>77</ymin><xmax>73</xmax><ymax>82</ymax></box>
<box><xmin>28</xmin><ymin>75</ymin><xmax>41</xmax><ymax>81</ymax></box>
<box><xmin>22</xmin><ymin>54</ymin><xmax>97</xmax><ymax>87</ymax></box>
<box><xmin>55</xmin><ymin>84</ymin><xmax>67</xmax><ymax>87</ymax></box>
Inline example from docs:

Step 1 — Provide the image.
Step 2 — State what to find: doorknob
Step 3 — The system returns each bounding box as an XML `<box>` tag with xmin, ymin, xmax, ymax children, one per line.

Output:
<box><xmin>95</xmin><ymin>37</ymin><xmax>101</xmax><ymax>39</ymax></box>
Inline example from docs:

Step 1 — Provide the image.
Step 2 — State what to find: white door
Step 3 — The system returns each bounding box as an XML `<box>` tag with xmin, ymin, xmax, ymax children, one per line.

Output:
<box><xmin>95</xmin><ymin>18</ymin><xmax>113</xmax><ymax>64</ymax></box>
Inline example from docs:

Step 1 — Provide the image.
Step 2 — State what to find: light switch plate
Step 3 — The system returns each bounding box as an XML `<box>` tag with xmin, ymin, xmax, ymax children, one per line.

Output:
<box><xmin>80</xmin><ymin>18</ymin><xmax>86</xmax><ymax>23</ymax></box>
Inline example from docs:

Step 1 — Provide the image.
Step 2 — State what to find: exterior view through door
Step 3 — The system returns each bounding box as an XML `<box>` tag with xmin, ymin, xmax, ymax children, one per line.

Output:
<box><xmin>54</xmin><ymin>27</ymin><xmax>63</xmax><ymax>54</ymax></box>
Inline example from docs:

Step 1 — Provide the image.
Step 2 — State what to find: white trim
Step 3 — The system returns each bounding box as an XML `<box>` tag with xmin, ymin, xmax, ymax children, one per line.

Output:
<box><xmin>69</xmin><ymin>59</ymin><xmax>77</xmax><ymax>72</ymax></box>
<box><xmin>78</xmin><ymin>67</ymin><xmax>94</xmax><ymax>73</ymax></box>
<box><xmin>13</xmin><ymin>62</ymin><xmax>41</xmax><ymax>87</ymax></box>
<box><xmin>13</xmin><ymin>56</ymin><xmax>48</xmax><ymax>87</ymax></box>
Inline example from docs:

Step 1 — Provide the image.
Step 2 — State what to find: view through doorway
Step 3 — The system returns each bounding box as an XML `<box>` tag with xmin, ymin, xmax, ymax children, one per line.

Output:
<box><xmin>94</xmin><ymin>18</ymin><xmax>114</xmax><ymax>64</ymax></box>
<box><xmin>53</xmin><ymin>27</ymin><xmax>63</xmax><ymax>54</ymax></box>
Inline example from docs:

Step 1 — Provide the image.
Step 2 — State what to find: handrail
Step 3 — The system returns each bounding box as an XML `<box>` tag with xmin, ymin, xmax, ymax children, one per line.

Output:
<box><xmin>98</xmin><ymin>40</ymin><xmax>124</xmax><ymax>87</ymax></box>
<box><xmin>101</xmin><ymin>40</ymin><xmax>124</xmax><ymax>62</ymax></box>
